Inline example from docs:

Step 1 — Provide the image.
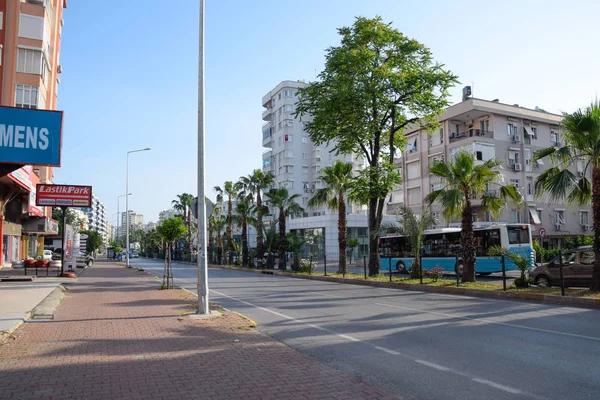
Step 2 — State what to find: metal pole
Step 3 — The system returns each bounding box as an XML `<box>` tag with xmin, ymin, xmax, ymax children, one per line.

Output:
<box><xmin>116</xmin><ymin>198</ymin><xmax>120</xmax><ymax>248</ymax></box>
<box><xmin>363</xmin><ymin>255</ymin><xmax>367</xmax><ymax>279</ymax></box>
<box><xmin>559</xmin><ymin>249</ymin><xmax>565</xmax><ymax>296</ymax></box>
<box><xmin>197</xmin><ymin>0</ymin><xmax>209</xmax><ymax>315</ymax></box>
<box><xmin>60</xmin><ymin>207</ymin><xmax>66</xmax><ymax>276</ymax></box>
<box><xmin>388</xmin><ymin>256</ymin><xmax>392</xmax><ymax>282</ymax></box>
<box><xmin>324</xmin><ymin>254</ymin><xmax>327</xmax><ymax>276</ymax></box>
<box><xmin>125</xmin><ymin>153</ymin><xmax>130</xmax><ymax>268</ymax></box>
<box><xmin>419</xmin><ymin>257</ymin><xmax>423</xmax><ymax>284</ymax></box>
<box><xmin>309</xmin><ymin>254</ymin><xmax>312</xmax><ymax>275</ymax></box>
<box><xmin>455</xmin><ymin>255</ymin><xmax>459</xmax><ymax>287</ymax></box>
<box><xmin>501</xmin><ymin>254</ymin><xmax>507</xmax><ymax>291</ymax></box>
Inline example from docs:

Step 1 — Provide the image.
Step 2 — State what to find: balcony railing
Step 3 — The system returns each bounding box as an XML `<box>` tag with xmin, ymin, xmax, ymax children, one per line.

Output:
<box><xmin>449</xmin><ymin>129</ymin><xmax>494</xmax><ymax>143</ymax></box>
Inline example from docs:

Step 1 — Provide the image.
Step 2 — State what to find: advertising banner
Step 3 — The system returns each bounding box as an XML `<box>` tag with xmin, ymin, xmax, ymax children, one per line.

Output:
<box><xmin>0</xmin><ymin>106</ymin><xmax>63</xmax><ymax>166</ymax></box>
<box><xmin>36</xmin><ymin>184</ymin><xmax>92</xmax><ymax>207</ymax></box>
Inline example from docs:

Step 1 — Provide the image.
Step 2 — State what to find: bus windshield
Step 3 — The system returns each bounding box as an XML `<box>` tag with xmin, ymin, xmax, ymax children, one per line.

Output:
<box><xmin>507</xmin><ymin>225</ymin><xmax>530</xmax><ymax>244</ymax></box>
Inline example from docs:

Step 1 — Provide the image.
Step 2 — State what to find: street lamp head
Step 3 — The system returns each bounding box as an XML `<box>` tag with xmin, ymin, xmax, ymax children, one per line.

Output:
<box><xmin>143</xmin><ymin>147</ymin><xmax>151</xmax><ymax>151</ymax></box>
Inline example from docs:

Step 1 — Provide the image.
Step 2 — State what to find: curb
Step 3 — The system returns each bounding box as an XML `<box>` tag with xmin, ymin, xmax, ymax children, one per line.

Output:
<box><xmin>212</xmin><ymin>265</ymin><xmax>600</xmax><ymax>309</ymax></box>
<box><xmin>30</xmin><ymin>285</ymin><xmax>66</xmax><ymax>319</ymax></box>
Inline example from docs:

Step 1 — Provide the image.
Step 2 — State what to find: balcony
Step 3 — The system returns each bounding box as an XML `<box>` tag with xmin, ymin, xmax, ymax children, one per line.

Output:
<box><xmin>262</xmin><ymin>125</ymin><xmax>273</xmax><ymax>148</ymax></box>
<box><xmin>262</xmin><ymin>108</ymin><xmax>272</xmax><ymax>121</ymax></box>
<box><xmin>449</xmin><ymin>129</ymin><xmax>493</xmax><ymax>143</ymax></box>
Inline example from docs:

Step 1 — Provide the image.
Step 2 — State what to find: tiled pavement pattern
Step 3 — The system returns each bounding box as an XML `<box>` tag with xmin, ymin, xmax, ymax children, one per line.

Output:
<box><xmin>0</xmin><ymin>261</ymin><xmax>399</xmax><ymax>400</ymax></box>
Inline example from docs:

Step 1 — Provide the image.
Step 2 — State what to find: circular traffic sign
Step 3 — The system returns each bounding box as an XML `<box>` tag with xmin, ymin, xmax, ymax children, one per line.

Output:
<box><xmin>538</xmin><ymin>228</ymin><xmax>546</xmax><ymax>237</ymax></box>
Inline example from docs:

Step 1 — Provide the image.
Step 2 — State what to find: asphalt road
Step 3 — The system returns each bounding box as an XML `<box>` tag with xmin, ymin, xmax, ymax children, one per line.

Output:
<box><xmin>132</xmin><ymin>258</ymin><xmax>600</xmax><ymax>400</ymax></box>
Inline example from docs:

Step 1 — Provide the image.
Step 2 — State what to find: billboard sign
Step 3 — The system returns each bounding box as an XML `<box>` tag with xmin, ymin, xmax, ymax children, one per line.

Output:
<box><xmin>36</xmin><ymin>184</ymin><xmax>92</xmax><ymax>207</ymax></box>
<box><xmin>0</xmin><ymin>106</ymin><xmax>63</xmax><ymax>166</ymax></box>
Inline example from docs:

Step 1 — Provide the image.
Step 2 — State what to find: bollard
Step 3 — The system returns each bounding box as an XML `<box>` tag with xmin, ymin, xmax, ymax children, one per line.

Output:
<box><xmin>455</xmin><ymin>255</ymin><xmax>460</xmax><ymax>287</ymax></box>
<box><xmin>324</xmin><ymin>254</ymin><xmax>327</xmax><ymax>276</ymax></box>
<box><xmin>559</xmin><ymin>250</ymin><xmax>565</xmax><ymax>296</ymax></box>
<box><xmin>388</xmin><ymin>257</ymin><xmax>392</xmax><ymax>282</ymax></box>
<box><xmin>501</xmin><ymin>255</ymin><xmax>507</xmax><ymax>291</ymax></box>
<box><xmin>363</xmin><ymin>255</ymin><xmax>367</xmax><ymax>279</ymax></box>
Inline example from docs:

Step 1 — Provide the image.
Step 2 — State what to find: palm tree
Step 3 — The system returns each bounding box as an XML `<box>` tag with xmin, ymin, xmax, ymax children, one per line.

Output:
<box><xmin>172</xmin><ymin>193</ymin><xmax>194</xmax><ymax>252</ymax></box>
<box><xmin>263</xmin><ymin>224</ymin><xmax>278</xmax><ymax>269</ymax></box>
<box><xmin>265</xmin><ymin>188</ymin><xmax>304</xmax><ymax>270</ymax></box>
<box><xmin>239</xmin><ymin>170</ymin><xmax>274</xmax><ymax>266</ymax></box>
<box><xmin>380</xmin><ymin>205</ymin><xmax>437</xmax><ymax>278</ymax></box>
<box><xmin>426</xmin><ymin>150</ymin><xmax>523</xmax><ymax>282</ymax></box>
<box><xmin>534</xmin><ymin>101</ymin><xmax>600</xmax><ymax>291</ymax></box>
<box><xmin>214</xmin><ymin>181</ymin><xmax>241</xmax><ymax>265</ymax></box>
<box><xmin>286</xmin><ymin>233</ymin><xmax>307</xmax><ymax>271</ymax></box>
<box><xmin>233</xmin><ymin>196</ymin><xmax>256</xmax><ymax>267</ymax></box>
<box><xmin>308</xmin><ymin>161</ymin><xmax>354</xmax><ymax>274</ymax></box>
<box><xmin>210</xmin><ymin>215</ymin><xmax>226</xmax><ymax>265</ymax></box>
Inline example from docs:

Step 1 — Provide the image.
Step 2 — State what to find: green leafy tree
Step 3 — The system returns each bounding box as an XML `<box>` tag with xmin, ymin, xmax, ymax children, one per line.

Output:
<box><xmin>140</xmin><ymin>228</ymin><xmax>162</xmax><ymax>255</ymax></box>
<box><xmin>426</xmin><ymin>150</ymin><xmax>523</xmax><ymax>282</ymax></box>
<box><xmin>286</xmin><ymin>233</ymin><xmax>307</xmax><ymax>271</ymax></box>
<box><xmin>172</xmin><ymin>193</ymin><xmax>194</xmax><ymax>252</ymax></box>
<box><xmin>214</xmin><ymin>181</ymin><xmax>241</xmax><ymax>265</ymax></box>
<box><xmin>80</xmin><ymin>230</ymin><xmax>103</xmax><ymax>255</ymax></box>
<box><xmin>233</xmin><ymin>196</ymin><xmax>256</xmax><ymax>267</ymax></box>
<box><xmin>265</xmin><ymin>188</ymin><xmax>304</xmax><ymax>270</ymax></box>
<box><xmin>156</xmin><ymin>217</ymin><xmax>187</xmax><ymax>289</ymax></box>
<box><xmin>239</xmin><ymin>169</ymin><xmax>274</xmax><ymax>266</ymax></box>
<box><xmin>295</xmin><ymin>16</ymin><xmax>458</xmax><ymax>276</ymax></box>
<box><xmin>347</xmin><ymin>238</ymin><xmax>360</xmax><ymax>264</ymax></box>
<box><xmin>209</xmin><ymin>214</ymin><xmax>226</xmax><ymax>265</ymax></box>
<box><xmin>534</xmin><ymin>101</ymin><xmax>600</xmax><ymax>291</ymax></box>
<box><xmin>380</xmin><ymin>205</ymin><xmax>437</xmax><ymax>278</ymax></box>
<box><xmin>308</xmin><ymin>161</ymin><xmax>354</xmax><ymax>274</ymax></box>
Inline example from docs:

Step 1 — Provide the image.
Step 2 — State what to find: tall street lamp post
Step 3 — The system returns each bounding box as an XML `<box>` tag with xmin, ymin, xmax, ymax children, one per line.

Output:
<box><xmin>126</xmin><ymin>148</ymin><xmax>151</xmax><ymax>268</ymax></box>
<box><xmin>117</xmin><ymin>193</ymin><xmax>131</xmax><ymax>247</ymax></box>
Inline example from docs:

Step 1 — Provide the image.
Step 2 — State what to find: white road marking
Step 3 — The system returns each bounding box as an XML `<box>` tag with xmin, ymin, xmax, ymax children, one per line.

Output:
<box><xmin>374</xmin><ymin>346</ymin><xmax>401</xmax><ymax>356</ymax></box>
<box><xmin>374</xmin><ymin>302</ymin><xmax>600</xmax><ymax>342</ymax></box>
<box><xmin>414</xmin><ymin>359</ymin><xmax>450</xmax><ymax>371</ymax></box>
<box><xmin>472</xmin><ymin>378</ymin><xmax>523</xmax><ymax>394</ymax></box>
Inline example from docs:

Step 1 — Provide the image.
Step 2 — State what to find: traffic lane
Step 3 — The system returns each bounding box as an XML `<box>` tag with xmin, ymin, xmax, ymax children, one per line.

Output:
<box><xmin>136</xmin><ymin>260</ymin><xmax>600</xmax><ymax>400</ymax></box>
<box><xmin>205</xmin><ymin>270</ymin><xmax>600</xmax><ymax>400</ymax></box>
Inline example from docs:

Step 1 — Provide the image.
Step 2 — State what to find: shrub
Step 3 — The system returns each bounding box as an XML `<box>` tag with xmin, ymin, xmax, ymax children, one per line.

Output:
<box><xmin>424</xmin><ymin>266</ymin><xmax>444</xmax><ymax>282</ymax></box>
<box><xmin>298</xmin><ymin>258</ymin><xmax>317</xmax><ymax>274</ymax></box>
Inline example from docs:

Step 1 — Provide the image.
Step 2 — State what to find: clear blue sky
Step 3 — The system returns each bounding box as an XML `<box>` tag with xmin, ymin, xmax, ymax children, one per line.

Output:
<box><xmin>55</xmin><ymin>0</ymin><xmax>600</xmax><ymax>226</ymax></box>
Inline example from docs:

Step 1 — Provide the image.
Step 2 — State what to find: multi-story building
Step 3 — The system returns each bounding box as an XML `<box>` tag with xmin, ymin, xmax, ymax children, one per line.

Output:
<box><xmin>389</xmin><ymin>93</ymin><xmax>587</xmax><ymax>248</ymax></box>
<box><xmin>158</xmin><ymin>208</ymin><xmax>181</xmax><ymax>224</ymax></box>
<box><xmin>120</xmin><ymin>210</ymin><xmax>143</xmax><ymax>236</ymax></box>
<box><xmin>82</xmin><ymin>195</ymin><xmax>107</xmax><ymax>243</ymax></box>
<box><xmin>0</xmin><ymin>0</ymin><xmax>66</xmax><ymax>266</ymax></box>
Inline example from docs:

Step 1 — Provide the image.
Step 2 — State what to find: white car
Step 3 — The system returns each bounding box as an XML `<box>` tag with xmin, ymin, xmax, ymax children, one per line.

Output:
<box><xmin>43</xmin><ymin>250</ymin><xmax>54</xmax><ymax>261</ymax></box>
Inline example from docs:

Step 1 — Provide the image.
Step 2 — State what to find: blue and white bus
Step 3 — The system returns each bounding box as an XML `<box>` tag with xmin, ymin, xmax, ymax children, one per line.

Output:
<box><xmin>379</xmin><ymin>223</ymin><xmax>535</xmax><ymax>275</ymax></box>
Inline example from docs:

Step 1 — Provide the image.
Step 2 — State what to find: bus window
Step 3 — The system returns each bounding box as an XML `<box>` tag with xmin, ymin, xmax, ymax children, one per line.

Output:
<box><xmin>507</xmin><ymin>226</ymin><xmax>529</xmax><ymax>244</ymax></box>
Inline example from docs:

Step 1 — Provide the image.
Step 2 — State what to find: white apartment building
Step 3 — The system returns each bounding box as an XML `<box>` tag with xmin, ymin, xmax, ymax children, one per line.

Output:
<box><xmin>83</xmin><ymin>195</ymin><xmax>108</xmax><ymax>243</ymax></box>
<box><xmin>390</xmin><ymin>93</ymin><xmax>590</xmax><ymax>248</ymax></box>
<box><xmin>120</xmin><ymin>211</ymin><xmax>143</xmax><ymax>236</ymax></box>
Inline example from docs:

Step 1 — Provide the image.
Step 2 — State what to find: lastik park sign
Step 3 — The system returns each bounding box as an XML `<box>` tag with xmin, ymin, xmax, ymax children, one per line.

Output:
<box><xmin>0</xmin><ymin>106</ymin><xmax>63</xmax><ymax>166</ymax></box>
<box><xmin>36</xmin><ymin>184</ymin><xmax>92</xmax><ymax>207</ymax></box>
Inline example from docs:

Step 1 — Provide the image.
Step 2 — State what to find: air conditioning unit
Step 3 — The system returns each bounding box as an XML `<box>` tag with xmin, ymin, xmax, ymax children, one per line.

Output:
<box><xmin>316</xmin><ymin>157</ymin><xmax>321</xmax><ymax>162</ymax></box>
<box><xmin>581</xmin><ymin>223</ymin><xmax>590</xmax><ymax>231</ymax></box>
<box><xmin>57</xmin><ymin>64</ymin><xmax>63</xmax><ymax>74</ymax></box>
<box><xmin>514</xmin><ymin>163</ymin><xmax>522</xmax><ymax>171</ymax></box>
<box><xmin>513</xmin><ymin>135</ymin><xmax>521</xmax><ymax>143</ymax></box>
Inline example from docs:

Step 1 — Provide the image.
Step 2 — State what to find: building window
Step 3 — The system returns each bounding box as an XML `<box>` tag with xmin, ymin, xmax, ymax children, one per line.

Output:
<box><xmin>407</xmin><ymin>188</ymin><xmax>421</xmax><ymax>205</ymax></box>
<box><xmin>407</xmin><ymin>162</ymin><xmax>420</xmax><ymax>179</ymax></box>
<box><xmin>511</xmin><ymin>209</ymin><xmax>521</xmax><ymax>223</ymax></box>
<box><xmin>406</xmin><ymin>136</ymin><xmax>418</xmax><ymax>153</ymax></box>
<box><xmin>17</xmin><ymin>48</ymin><xmax>44</xmax><ymax>75</ymax></box>
<box><xmin>301</xmin><ymin>136</ymin><xmax>308</xmax><ymax>144</ymax></box>
<box><xmin>15</xmin><ymin>84</ymin><xmax>39</xmax><ymax>109</ymax></box>
<box><xmin>302</xmin><ymin>152</ymin><xmax>308</xmax><ymax>159</ymax></box>
<box><xmin>284</xmin><ymin>134</ymin><xmax>292</xmax><ymax>142</ymax></box>
<box><xmin>580</xmin><ymin>211</ymin><xmax>589</xmax><ymax>226</ymax></box>
<box><xmin>555</xmin><ymin>210</ymin><xmax>565</xmax><ymax>225</ymax></box>
<box><xmin>278</xmin><ymin>121</ymin><xmax>282</xmax><ymax>130</ymax></box>
<box><xmin>440</xmin><ymin>128</ymin><xmax>444</xmax><ymax>144</ymax></box>
<box><xmin>550</xmin><ymin>130</ymin><xmax>558</xmax><ymax>145</ymax></box>
<box><xmin>531</xmin><ymin>126</ymin><xmax>538</xmax><ymax>139</ymax></box>
<box><xmin>284</xmin><ymin>150</ymin><xmax>294</xmax><ymax>158</ymax></box>
<box><xmin>536</xmin><ymin>208</ymin><xmax>543</xmax><ymax>224</ymax></box>
<box><xmin>508</xmin><ymin>151</ymin><xmax>520</xmax><ymax>165</ymax></box>
<box><xmin>507</xmin><ymin>123</ymin><xmax>517</xmax><ymax>136</ymax></box>
<box><xmin>278</xmin><ymin>136</ymin><xmax>282</xmax><ymax>145</ymax></box>
<box><xmin>284</xmin><ymin>104</ymin><xmax>293</xmax><ymax>112</ymax></box>
<box><xmin>283</xmin><ymin>89</ymin><xmax>293</xmax><ymax>97</ymax></box>
<box><xmin>476</xmin><ymin>151</ymin><xmax>483</xmax><ymax>161</ymax></box>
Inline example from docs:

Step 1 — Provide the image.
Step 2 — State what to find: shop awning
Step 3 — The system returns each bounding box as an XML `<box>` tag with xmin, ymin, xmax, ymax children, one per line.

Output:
<box><xmin>529</xmin><ymin>208</ymin><xmax>541</xmax><ymax>225</ymax></box>
<box><xmin>536</xmin><ymin>159</ymin><xmax>545</xmax><ymax>166</ymax></box>
<box><xmin>523</xmin><ymin>126</ymin><xmax>535</xmax><ymax>136</ymax></box>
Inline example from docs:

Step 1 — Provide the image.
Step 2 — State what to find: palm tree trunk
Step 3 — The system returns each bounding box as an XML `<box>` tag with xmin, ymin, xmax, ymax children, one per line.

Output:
<box><xmin>278</xmin><ymin>207</ymin><xmax>286</xmax><ymax>270</ymax></box>
<box><xmin>461</xmin><ymin>193</ymin><xmax>476</xmax><ymax>282</ymax></box>
<box><xmin>592</xmin><ymin>167</ymin><xmax>600</xmax><ymax>291</ymax></box>
<box><xmin>217</xmin><ymin>232</ymin><xmax>222</xmax><ymax>265</ymax></box>
<box><xmin>242</xmin><ymin>220</ymin><xmax>249</xmax><ymax>267</ymax></box>
<box><xmin>227</xmin><ymin>197</ymin><xmax>233</xmax><ymax>265</ymax></box>
<box><xmin>256</xmin><ymin>191</ymin><xmax>264</xmax><ymax>266</ymax></box>
<box><xmin>368</xmin><ymin>198</ymin><xmax>381</xmax><ymax>276</ymax></box>
<box><xmin>338</xmin><ymin>194</ymin><xmax>348</xmax><ymax>274</ymax></box>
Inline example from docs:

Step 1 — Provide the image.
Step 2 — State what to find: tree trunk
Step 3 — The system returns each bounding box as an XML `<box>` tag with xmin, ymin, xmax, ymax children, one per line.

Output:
<box><xmin>460</xmin><ymin>192</ymin><xmax>476</xmax><ymax>283</ymax></box>
<box><xmin>293</xmin><ymin>253</ymin><xmax>300</xmax><ymax>271</ymax></box>
<box><xmin>256</xmin><ymin>191</ymin><xmax>264</xmax><ymax>266</ymax></box>
<box><xmin>592</xmin><ymin>167</ymin><xmax>600</xmax><ymax>291</ymax></box>
<box><xmin>217</xmin><ymin>232</ymin><xmax>222</xmax><ymax>265</ymax></box>
<box><xmin>267</xmin><ymin>251</ymin><xmax>274</xmax><ymax>269</ymax></box>
<box><xmin>368</xmin><ymin>198</ymin><xmax>381</xmax><ymax>276</ymax></box>
<box><xmin>242</xmin><ymin>220</ymin><xmax>248</xmax><ymax>267</ymax></box>
<box><xmin>278</xmin><ymin>207</ymin><xmax>286</xmax><ymax>270</ymax></box>
<box><xmin>337</xmin><ymin>193</ymin><xmax>348</xmax><ymax>274</ymax></box>
<box><xmin>227</xmin><ymin>197</ymin><xmax>233</xmax><ymax>265</ymax></box>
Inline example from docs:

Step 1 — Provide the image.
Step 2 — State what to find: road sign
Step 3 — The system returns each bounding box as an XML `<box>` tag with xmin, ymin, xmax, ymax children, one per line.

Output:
<box><xmin>538</xmin><ymin>228</ymin><xmax>547</xmax><ymax>237</ymax></box>
<box><xmin>36</xmin><ymin>184</ymin><xmax>92</xmax><ymax>207</ymax></box>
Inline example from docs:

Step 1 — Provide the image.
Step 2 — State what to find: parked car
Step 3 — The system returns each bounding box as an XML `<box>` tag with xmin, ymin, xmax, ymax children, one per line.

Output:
<box><xmin>130</xmin><ymin>252</ymin><xmax>139</xmax><ymax>258</ymax></box>
<box><xmin>43</xmin><ymin>250</ymin><xmax>54</xmax><ymax>261</ymax></box>
<box><xmin>530</xmin><ymin>247</ymin><xmax>594</xmax><ymax>288</ymax></box>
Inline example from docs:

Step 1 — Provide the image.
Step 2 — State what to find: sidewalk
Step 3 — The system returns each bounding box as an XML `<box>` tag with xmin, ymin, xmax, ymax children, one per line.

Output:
<box><xmin>0</xmin><ymin>261</ymin><xmax>398</xmax><ymax>400</ymax></box>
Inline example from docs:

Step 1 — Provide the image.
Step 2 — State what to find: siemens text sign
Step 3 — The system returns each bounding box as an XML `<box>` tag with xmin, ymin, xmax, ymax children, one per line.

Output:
<box><xmin>36</xmin><ymin>184</ymin><xmax>92</xmax><ymax>207</ymax></box>
<box><xmin>0</xmin><ymin>106</ymin><xmax>63</xmax><ymax>166</ymax></box>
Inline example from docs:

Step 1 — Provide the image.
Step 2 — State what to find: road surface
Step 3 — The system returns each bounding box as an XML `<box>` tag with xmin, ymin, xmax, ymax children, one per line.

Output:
<box><xmin>132</xmin><ymin>258</ymin><xmax>600</xmax><ymax>400</ymax></box>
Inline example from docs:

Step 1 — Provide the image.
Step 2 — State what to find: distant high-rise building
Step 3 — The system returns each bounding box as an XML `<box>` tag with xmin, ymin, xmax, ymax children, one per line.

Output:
<box><xmin>158</xmin><ymin>209</ymin><xmax>181</xmax><ymax>224</ymax></box>
<box><xmin>83</xmin><ymin>195</ymin><xmax>108</xmax><ymax>243</ymax></box>
<box><xmin>120</xmin><ymin>210</ymin><xmax>144</xmax><ymax>236</ymax></box>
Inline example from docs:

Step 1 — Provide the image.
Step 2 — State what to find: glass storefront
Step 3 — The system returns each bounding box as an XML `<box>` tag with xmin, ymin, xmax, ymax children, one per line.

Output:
<box><xmin>1</xmin><ymin>235</ymin><xmax>20</xmax><ymax>264</ymax></box>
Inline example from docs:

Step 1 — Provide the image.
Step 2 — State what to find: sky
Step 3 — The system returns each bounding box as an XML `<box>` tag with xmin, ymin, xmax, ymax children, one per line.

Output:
<box><xmin>55</xmin><ymin>0</ymin><xmax>600</xmax><ymax>226</ymax></box>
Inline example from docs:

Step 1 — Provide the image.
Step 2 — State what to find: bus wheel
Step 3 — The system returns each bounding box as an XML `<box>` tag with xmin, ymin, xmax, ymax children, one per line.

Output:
<box><xmin>396</xmin><ymin>261</ymin><xmax>406</xmax><ymax>273</ymax></box>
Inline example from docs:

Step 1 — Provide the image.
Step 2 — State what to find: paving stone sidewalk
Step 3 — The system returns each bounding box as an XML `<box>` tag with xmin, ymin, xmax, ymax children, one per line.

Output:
<box><xmin>0</xmin><ymin>261</ymin><xmax>398</xmax><ymax>400</ymax></box>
